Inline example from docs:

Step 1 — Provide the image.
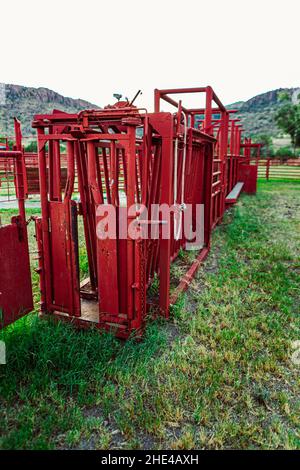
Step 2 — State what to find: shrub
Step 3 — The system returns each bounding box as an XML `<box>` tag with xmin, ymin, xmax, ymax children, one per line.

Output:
<box><xmin>275</xmin><ymin>146</ymin><xmax>295</xmax><ymax>158</ymax></box>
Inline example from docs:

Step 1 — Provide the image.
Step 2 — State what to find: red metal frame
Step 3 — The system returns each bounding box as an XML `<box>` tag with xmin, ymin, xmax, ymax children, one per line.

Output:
<box><xmin>0</xmin><ymin>86</ymin><xmax>262</xmax><ymax>339</ymax></box>
<box><xmin>0</xmin><ymin>119</ymin><xmax>33</xmax><ymax>328</ymax></box>
<box><xmin>154</xmin><ymin>87</ymin><xmax>230</xmax><ymax>227</ymax></box>
<box><xmin>31</xmin><ymin>100</ymin><xmax>216</xmax><ymax>338</ymax></box>
<box><xmin>238</xmin><ymin>139</ymin><xmax>263</xmax><ymax>194</ymax></box>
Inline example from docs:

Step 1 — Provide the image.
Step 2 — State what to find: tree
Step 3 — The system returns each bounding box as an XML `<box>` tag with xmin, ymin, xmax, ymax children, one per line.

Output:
<box><xmin>252</xmin><ymin>134</ymin><xmax>274</xmax><ymax>157</ymax></box>
<box><xmin>275</xmin><ymin>92</ymin><xmax>300</xmax><ymax>155</ymax></box>
<box><xmin>24</xmin><ymin>140</ymin><xmax>37</xmax><ymax>152</ymax></box>
<box><xmin>275</xmin><ymin>146</ymin><xmax>295</xmax><ymax>159</ymax></box>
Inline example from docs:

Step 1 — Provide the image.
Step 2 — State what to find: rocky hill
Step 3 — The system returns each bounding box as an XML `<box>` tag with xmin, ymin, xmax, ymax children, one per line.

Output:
<box><xmin>227</xmin><ymin>87</ymin><xmax>300</xmax><ymax>138</ymax></box>
<box><xmin>0</xmin><ymin>83</ymin><xmax>299</xmax><ymax>140</ymax></box>
<box><xmin>0</xmin><ymin>83</ymin><xmax>99</xmax><ymax>137</ymax></box>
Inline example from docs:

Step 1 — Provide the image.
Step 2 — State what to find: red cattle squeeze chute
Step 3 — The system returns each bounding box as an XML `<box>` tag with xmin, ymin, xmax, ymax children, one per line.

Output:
<box><xmin>0</xmin><ymin>86</ymin><xmax>259</xmax><ymax>338</ymax></box>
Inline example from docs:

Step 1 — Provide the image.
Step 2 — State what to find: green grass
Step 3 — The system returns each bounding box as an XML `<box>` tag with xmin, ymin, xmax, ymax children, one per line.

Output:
<box><xmin>0</xmin><ymin>180</ymin><xmax>300</xmax><ymax>449</ymax></box>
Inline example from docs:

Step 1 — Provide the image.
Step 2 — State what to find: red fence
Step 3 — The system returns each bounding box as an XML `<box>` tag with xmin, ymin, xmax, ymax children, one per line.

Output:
<box><xmin>257</xmin><ymin>158</ymin><xmax>300</xmax><ymax>180</ymax></box>
<box><xmin>0</xmin><ymin>119</ymin><xmax>28</xmax><ymax>203</ymax></box>
<box><xmin>24</xmin><ymin>152</ymin><xmax>68</xmax><ymax>194</ymax></box>
<box><xmin>0</xmin><ymin>143</ymin><xmax>33</xmax><ymax>328</ymax></box>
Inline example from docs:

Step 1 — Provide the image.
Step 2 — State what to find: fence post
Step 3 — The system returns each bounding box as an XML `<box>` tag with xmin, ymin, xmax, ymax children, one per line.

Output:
<box><xmin>266</xmin><ymin>158</ymin><xmax>270</xmax><ymax>180</ymax></box>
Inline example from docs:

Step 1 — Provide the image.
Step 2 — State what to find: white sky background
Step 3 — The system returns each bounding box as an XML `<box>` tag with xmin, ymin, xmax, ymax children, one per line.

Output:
<box><xmin>0</xmin><ymin>0</ymin><xmax>299</xmax><ymax>108</ymax></box>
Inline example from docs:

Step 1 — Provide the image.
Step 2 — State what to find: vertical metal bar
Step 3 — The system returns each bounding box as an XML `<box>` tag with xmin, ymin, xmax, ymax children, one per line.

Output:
<box><xmin>14</xmin><ymin>118</ymin><xmax>28</xmax><ymax>200</ymax></box>
<box><xmin>266</xmin><ymin>157</ymin><xmax>270</xmax><ymax>180</ymax></box>
<box><xmin>14</xmin><ymin>152</ymin><xmax>26</xmax><ymax>228</ymax></box>
<box><xmin>126</xmin><ymin>126</ymin><xmax>137</xmax><ymax>321</ymax></box>
<box><xmin>53</xmin><ymin>140</ymin><xmax>62</xmax><ymax>201</ymax></box>
<box><xmin>48</xmin><ymin>138</ymin><xmax>54</xmax><ymax>200</ymax></box>
<box><xmin>154</xmin><ymin>89</ymin><xmax>161</xmax><ymax>112</ymax></box>
<box><xmin>35</xmin><ymin>217</ymin><xmax>46</xmax><ymax>312</ymax></box>
<box><xmin>158</xmin><ymin>115</ymin><xmax>173</xmax><ymax>318</ymax></box>
<box><xmin>64</xmin><ymin>141</ymin><xmax>81</xmax><ymax>317</ymax></box>
<box><xmin>87</xmin><ymin>141</ymin><xmax>102</xmax><ymax>205</ymax></box>
<box><xmin>102</xmin><ymin>147</ymin><xmax>111</xmax><ymax>204</ymax></box>
<box><xmin>37</xmin><ymin>127</ymin><xmax>52</xmax><ymax>310</ymax></box>
<box><xmin>204</xmin><ymin>87</ymin><xmax>213</xmax><ymax>135</ymax></box>
<box><xmin>75</xmin><ymin>141</ymin><xmax>97</xmax><ymax>290</ymax></box>
<box><xmin>110</xmin><ymin>140</ymin><xmax>119</xmax><ymax>206</ymax></box>
<box><xmin>203</xmin><ymin>143</ymin><xmax>213</xmax><ymax>246</ymax></box>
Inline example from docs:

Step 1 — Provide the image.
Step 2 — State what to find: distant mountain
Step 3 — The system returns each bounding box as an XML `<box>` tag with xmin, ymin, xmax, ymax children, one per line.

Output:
<box><xmin>227</xmin><ymin>87</ymin><xmax>300</xmax><ymax>137</ymax></box>
<box><xmin>1</xmin><ymin>83</ymin><xmax>299</xmax><ymax>141</ymax></box>
<box><xmin>0</xmin><ymin>84</ymin><xmax>99</xmax><ymax>137</ymax></box>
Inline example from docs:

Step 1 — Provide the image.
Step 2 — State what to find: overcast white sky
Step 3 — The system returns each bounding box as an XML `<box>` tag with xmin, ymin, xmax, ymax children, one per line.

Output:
<box><xmin>1</xmin><ymin>0</ymin><xmax>299</xmax><ymax>108</ymax></box>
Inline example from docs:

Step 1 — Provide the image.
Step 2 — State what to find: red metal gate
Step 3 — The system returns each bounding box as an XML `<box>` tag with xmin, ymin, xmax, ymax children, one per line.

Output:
<box><xmin>154</xmin><ymin>86</ymin><xmax>229</xmax><ymax>228</ymax></box>
<box><xmin>0</xmin><ymin>120</ymin><xmax>33</xmax><ymax>328</ymax></box>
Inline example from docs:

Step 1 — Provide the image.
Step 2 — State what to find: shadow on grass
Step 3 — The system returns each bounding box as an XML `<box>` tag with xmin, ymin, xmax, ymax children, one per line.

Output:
<box><xmin>0</xmin><ymin>313</ymin><xmax>169</xmax><ymax>404</ymax></box>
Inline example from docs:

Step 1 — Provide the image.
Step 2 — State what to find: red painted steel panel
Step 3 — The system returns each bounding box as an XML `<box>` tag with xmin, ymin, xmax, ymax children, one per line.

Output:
<box><xmin>239</xmin><ymin>164</ymin><xmax>258</xmax><ymax>194</ymax></box>
<box><xmin>0</xmin><ymin>222</ymin><xmax>33</xmax><ymax>328</ymax></box>
<box><xmin>96</xmin><ymin>205</ymin><xmax>119</xmax><ymax>316</ymax></box>
<box><xmin>49</xmin><ymin>201</ymin><xmax>81</xmax><ymax>315</ymax></box>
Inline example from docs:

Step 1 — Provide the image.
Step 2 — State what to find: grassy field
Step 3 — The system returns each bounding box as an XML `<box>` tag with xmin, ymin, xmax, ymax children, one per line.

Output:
<box><xmin>0</xmin><ymin>180</ymin><xmax>300</xmax><ymax>449</ymax></box>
